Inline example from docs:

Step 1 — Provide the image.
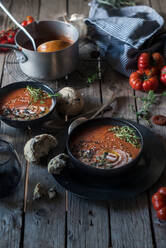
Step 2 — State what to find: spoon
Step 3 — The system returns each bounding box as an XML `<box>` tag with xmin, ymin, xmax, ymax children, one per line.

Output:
<box><xmin>37</xmin><ymin>40</ymin><xmax>71</xmax><ymax>53</ymax></box>
<box><xmin>0</xmin><ymin>1</ymin><xmax>36</xmax><ymax>50</ymax></box>
<box><xmin>68</xmin><ymin>90</ymin><xmax>116</xmax><ymax>134</ymax></box>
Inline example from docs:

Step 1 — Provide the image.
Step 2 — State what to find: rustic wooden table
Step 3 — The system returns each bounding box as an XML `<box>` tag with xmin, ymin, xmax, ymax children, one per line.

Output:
<box><xmin>0</xmin><ymin>0</ymin><xmax>166</xmax><ymax>247</ymax></box>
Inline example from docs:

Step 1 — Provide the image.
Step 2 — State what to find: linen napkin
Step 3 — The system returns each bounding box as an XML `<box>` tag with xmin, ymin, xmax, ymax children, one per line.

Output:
<box><xmin>85</xmin><ymin>0</ymin><xmax>165</xmax><ymax>77</ymax></box>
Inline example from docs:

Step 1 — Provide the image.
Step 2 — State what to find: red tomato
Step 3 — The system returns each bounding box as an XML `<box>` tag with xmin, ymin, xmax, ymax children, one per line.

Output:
<box><xmin>158</xmin><ymin>187</ymin><xmax>166</xmax><ymax>196</ymax></box>
<box><xmin>26</xmin><ymin>16</ymin><xmax>34</xmax><ymax>22</ymax></box>
<box><xmin>160</xmin><ymin>66</ymin><xmax>166</xmax><ymax>86</ymax></box>
<box><xmin>27</xmin><ymin>19</ymin><xmax>33</xmax><ymax>25</ymax></box>
<box><xmin>0</xmin><ymin>39</ymin><xmax>9</xmax><ymax>52</ymax></box>
<box><xmin>129</xmin><ymin>71</ymin><xmax>142</xmax><ymax>90</ymax></box>
<box><xmin>138</xmin><ymin>53</ymin><xmax>150</xmax><ymax>70</ymax></box>
<box><xmin>129</xmin><ymin>70</ymin><xmax>159</xmax><ymax>92</ymax></box>
<box><xmin>7</xmin><ymin>35</ymin><xmax>15</xmax><ymax>44</ymax></box>
<box><xmin>21</xmin><ymin>20</ymin><xmax>27</xmax><ymax>27</ymax></box>
<box><xmin>142</xmin><ymin>76</ymin><xmax>158</xmax><ymax>92</ymax></box>
<box><xmin>152</xmin><ymin>52</ymin><xmax>164</xmax><ymax>70</ymax></box>
<box><xmin>157</xmin><ymin>207</ymin><xmax>166</xmax><ymax>221</ymax></box>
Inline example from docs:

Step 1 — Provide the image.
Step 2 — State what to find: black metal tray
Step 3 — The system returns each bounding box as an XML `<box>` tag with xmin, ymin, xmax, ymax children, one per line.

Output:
<box><xmin>53</xmin><ymin>120</ymin><xmax>166</xmax><ymax>200</ymax></box>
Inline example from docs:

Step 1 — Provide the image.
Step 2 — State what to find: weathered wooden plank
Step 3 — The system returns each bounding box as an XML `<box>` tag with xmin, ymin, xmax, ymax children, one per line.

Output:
<box><xmin>135</xmin><ymin>0</ymin><xmax>166</xmax><ymax>247</ymax></box>
<box><xmin>101</xmin><ymin>64</ymin><xmax>153</xmax><ymax>248</ymax></box>
<box><xmin>0</xmin><ymin>1</ymin><xmax>28</xmax><ymax>248</ymax></box>
<box><xmin>39</xmin><ymin>0</ymin><xmax>66</xmax><ymax>20</ymax></box>
<box><xmin>22</xmin><ymin>1</ymin><xmax>67</xmax><ymax>248</ymax></box>
<box><xmin>66</xmin><ymin>1</ymin><xmax>110</xmax><ymax>248</ymax></box>
<box><xmin>68</xmin><ymin>0</ymin><xmax>90</xmax><ymax>16</ymax></box>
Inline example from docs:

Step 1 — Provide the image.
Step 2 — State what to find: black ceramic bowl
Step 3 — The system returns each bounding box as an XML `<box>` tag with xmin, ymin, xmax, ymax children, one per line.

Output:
<box><xmin>0</xmin><ymin>81</ymin><xmax>56</xmax><ymax>128</ymax></box>
<box><xmin>66</xmin><ymin>117</ymin><xmax>144</xmax><ymax>180</ymax></box>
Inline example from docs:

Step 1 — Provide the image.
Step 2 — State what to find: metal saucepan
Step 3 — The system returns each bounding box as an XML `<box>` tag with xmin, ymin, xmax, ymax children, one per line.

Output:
<box><xmin>0</xmin><ymin>21</ymin><xmax>79</xmax><ymax>80</ymax></box>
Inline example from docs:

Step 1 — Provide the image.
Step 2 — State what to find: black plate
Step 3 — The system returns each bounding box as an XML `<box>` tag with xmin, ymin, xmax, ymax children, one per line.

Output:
<box><xmin>0</xmin><ymin>81</ymin><xmax>56</xmax><ymax>128</ymax></box>
<box><xmin>53</xmin><ymin>120</ymin><xmax>166</xmax><ymax>200</ymax></box>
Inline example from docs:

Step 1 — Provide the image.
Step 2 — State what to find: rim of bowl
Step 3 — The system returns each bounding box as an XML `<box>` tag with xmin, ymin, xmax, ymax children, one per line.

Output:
<box><xmin>66</xmin><ymin>117</ymin><xmax>144</xmax><ymax>174</ymax></box>
<box><xmin>0</xmin><ymin>81</ymin><xmax>56</xmax><ymax>124</ymax></box>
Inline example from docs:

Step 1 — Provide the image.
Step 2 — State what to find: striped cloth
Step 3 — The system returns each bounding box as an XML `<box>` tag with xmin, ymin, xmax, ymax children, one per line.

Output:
<box><xmin>85</xmin><ymin>1</ymin><xmax>165</xmax><ymax>77</ymax></box>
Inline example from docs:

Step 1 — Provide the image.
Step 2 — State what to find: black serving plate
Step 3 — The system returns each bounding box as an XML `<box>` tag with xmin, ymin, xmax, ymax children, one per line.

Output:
<box><xmin>53</xmin><ymin>120</ymin><xmax>166</xmax><ymax>200</ymax></box>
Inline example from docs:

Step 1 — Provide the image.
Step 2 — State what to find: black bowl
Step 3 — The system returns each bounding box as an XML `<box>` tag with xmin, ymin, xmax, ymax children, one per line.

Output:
<box><xmin>66</xmin><ymin>117</ymin><xmax>144</xmax><ymax>180</ymax></box>
<box><xmin>0</xmin><ymin>81</ymin><xmax>56</xmax><ymax>128</ymax></box>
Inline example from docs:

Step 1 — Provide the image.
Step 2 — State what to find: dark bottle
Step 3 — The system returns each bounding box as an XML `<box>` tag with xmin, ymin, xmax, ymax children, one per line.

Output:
<box><xmin>0</xmin><ymin>139</ymin><xmax>22</xmax><ymax>198</ymax></box>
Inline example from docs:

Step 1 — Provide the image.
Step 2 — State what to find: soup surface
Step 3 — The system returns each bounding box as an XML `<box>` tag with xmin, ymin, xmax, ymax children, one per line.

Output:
<box><xmin>70</xmin><ymin>124</ymin><xmax>141</xmax><ymax>169</ymax></box>
<box><xmin>22</xmin><ymin>36</ymin><xmax>73</xmax><ymax>51</ymax></box>
<box><xmin>0</xmin><ymin>86</ymin><xmax>53</xmax><ymax>120</ymax></box>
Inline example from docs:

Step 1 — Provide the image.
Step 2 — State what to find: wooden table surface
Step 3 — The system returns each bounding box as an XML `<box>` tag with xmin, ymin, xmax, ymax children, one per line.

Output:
<box><xmin>0</xmin><ymin>0</ymin><xmax>166</xmax><ymax>247</ymax></box>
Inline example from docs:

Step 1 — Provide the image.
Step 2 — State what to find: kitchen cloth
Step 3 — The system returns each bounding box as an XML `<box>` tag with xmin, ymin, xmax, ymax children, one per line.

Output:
<box><xmin>85</xmin><ymin>1</ymin><xmax>165</xmax><ymax>77</ymax></box>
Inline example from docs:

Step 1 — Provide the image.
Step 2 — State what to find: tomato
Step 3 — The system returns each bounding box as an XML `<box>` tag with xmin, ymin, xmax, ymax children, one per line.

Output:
<box><xmin>138</xmin><ymin>53</ymin><xmax>150</xmax><ymax>70</ymax></box>
<box><xmin>129</xmin><ymin>70</ymin><xmax>158</xmax><ymax>92</ymax></box>
<box><xmin>160</xmin><ymin>66</ymin><xmax>166</xmax><ymax>86</ymax></box>
<box><xmin>129</xmin><ymin>71</ymin><xmax>142</xmax><ymax>90</ymax></box>
<box><xmin>0</xmin><ymin>40</ymin><xmax>9</xmax><ymax>52</ymax></box>
<box><xmin>26</xmin><ymin>16</ymin><xmax>34</xmax><ymax>22</ymax></box>
<box><xmin>152</xmin><ymin>187</ymin><xmax>166</xmax><ymax>221</ymax></box>
<box><xmin>157</xmin><ymin>207</ymin><xmax>166</xmax><ymax>221</ymax></box>
<box><xmin>158</xmin><ymin>187</ymin><xmax>166</xmax><ymax>196</ymax></box>
<box><xmin>142</xmin><ymin>76</ymin><xmax>158</xmax><ymax>92</ymax></box>
<box><xmin>152</xmin><ymin>52</ymin><xmax>164</xmax><ymax>70</ymax></box>
<box><xmin>27</xmin><ymin>19</ymin><xmax>34</xmax><ymax>25</ymax></box>
<box><xmin>21</xmin><ymin>20</ymin><xmax>27</xmax><ymax>27</ymax></box>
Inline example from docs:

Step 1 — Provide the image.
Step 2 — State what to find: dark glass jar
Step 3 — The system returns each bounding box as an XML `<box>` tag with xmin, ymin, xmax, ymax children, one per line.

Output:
<box><xmin>0</xmin><ymin>139</ymin><xmax>22</xmax><ymax>198</ymax></box>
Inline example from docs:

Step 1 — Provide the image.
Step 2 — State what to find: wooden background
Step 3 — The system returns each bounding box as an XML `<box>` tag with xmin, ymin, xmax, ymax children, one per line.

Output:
<box><xmin>0</xmin><ymin>0</ymin><xmax>166</xmax><ymax>247</ymax></box>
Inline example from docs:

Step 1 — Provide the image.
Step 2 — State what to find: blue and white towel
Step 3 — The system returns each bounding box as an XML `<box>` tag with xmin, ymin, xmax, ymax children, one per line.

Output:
<box><xmin>85</xmin><ymin>1</ymin><xmax>165</xmax><ymax>77</ymax></box>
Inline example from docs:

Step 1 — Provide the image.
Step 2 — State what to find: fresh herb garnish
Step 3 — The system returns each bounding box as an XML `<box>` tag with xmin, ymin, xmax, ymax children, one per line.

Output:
<box><xmin>87</xmin><ymin>72</ymin><xmax>98</xmax><ymax>85</ymax></box>
<box><xmin>97</xmin><ymin>0</ymin><xmax>135</xmax><ymax>7</ymax></box>
<box><xmin>131</xmin><ymin>90</ymin><xmax>166</xmax><ymax>124</ymax></box>
<box><xmin>26</xmin><ymin>86</ymin><xmax>59</xmax><ymax>103</ymax></box>
<box><xmin>109</xmin><ymin>126</ymin><xmax>140</xmax><ymax>147</ymax></box>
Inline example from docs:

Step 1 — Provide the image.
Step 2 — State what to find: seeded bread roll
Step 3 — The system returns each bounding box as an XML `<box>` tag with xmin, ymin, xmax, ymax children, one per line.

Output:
<box><xmin>24</xmin><ymin>134</ymin><xmax>58</xmax><ymax>163</ymax></box>
<box><xmin>56</xmin><ymin>87</ymin><xmax>84</xmax><ymax>116</ymax></box>
<box><xmin>48</xmin><ymin>153</ymin><xmax>69</xmax><ymax>175</ymax></box>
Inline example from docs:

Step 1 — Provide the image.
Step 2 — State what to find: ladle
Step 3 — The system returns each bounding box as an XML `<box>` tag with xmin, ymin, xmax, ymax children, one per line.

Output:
<box><xmin>0</xmin><ymin>1</ymin><xmax>36</xmax><ymax>51</ymax></box>
<box><xmin>37</xmin><ymin>40</ymin><xmax>71</xmax><ymax>53</ymax></box>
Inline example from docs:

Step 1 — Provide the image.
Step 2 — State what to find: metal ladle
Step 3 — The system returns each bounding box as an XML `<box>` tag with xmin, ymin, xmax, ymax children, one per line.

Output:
<box><xmin>0</xmin><ymin>1</ymin><xmax>36</xmax><ymax>51</ymax></box>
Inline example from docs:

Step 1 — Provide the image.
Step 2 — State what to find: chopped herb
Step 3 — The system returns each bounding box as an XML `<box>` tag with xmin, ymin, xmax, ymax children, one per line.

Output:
<box><xmin>27</xmin><ymin>86</ymin><xmax>59</xmax><ymax>104</ymax></box>
<box><xmin>109</xmin><ymin>126</ymin><xmax>140</xmax><ymax>147</ymax></box>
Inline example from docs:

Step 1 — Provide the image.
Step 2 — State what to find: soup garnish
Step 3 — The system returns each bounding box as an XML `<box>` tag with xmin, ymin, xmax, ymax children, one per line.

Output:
<box><xmin>0</xmin><ymin>86</ymin><xmax>57</xmax><ymax>121</ymax></box>
<box><xmin>70</xmin><ymin>124</ymin><xmax>141</xmax><ymax>169</ymax></box>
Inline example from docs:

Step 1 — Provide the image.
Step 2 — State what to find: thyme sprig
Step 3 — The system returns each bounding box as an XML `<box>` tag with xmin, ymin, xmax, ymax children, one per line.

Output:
<box><xmin>131</xmin><ymin>90</ymin><xmax>166</xmax><ymax>123</ymax></box>
<box><xmin>109</xmin><ymin>126</ymin><xmax>140</xmax><ymax>147</ymax></box>
<box><xmin>97</xmin><ymin>0</ymin><xmax>135</xmax><ymax>8</ymax></box>
<box><xmin>27</xmin><ymin>86</ymin><xmax>59</xmax><ymax>104</ymax></box>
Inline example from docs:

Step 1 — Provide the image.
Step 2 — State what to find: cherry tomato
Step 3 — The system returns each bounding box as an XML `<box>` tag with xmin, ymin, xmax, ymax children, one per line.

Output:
<box><xmin>142</xmin><ymin>76</ymin><xmax>158</xmax><ymax>92</ymax></box>
<box><xmin>152</xmin><ymin>193</ymin><xmax>166</xmax><ymax>211</ymax></box>
<box><xmin>158</xmin><ymin>187</ymin><xmax>166</xmax><ymax>196</ymax></box>
<box><xmin>157</xmin><ymin>207</ymin><xmax>166</xmax><ymax>221</ymax></box>
<box><xmin>26</xmin><ymin>16</ymin><xmax>34</xmax><ymax>22</ymax></box>
<box><xmin>0</xmin><ymin>39</ymin><xmax>9</xmax><ymax>52</ymax></box>
<box><xmin>138</xmin><ymin>53</ymin><xmax>150</xmax><ymax>70</ymax></box>
<box><xmin>152</xmin><ymin>52</ymin><xmax>164</xmax><ymax>71</ymax></box>
<box><xmin>27</xmin><ymin>19</ymin><xmax>33</xmax><ymax>25</ymax></box>
<box><xmin>160</xmin><ymin>66</ymin><xmax>166</xmax><ymax>86</ymax></box>
<box><xmin>21</xmin><ymin>20</ymin><xmax>27</xmax><ymax>27</ymax></box>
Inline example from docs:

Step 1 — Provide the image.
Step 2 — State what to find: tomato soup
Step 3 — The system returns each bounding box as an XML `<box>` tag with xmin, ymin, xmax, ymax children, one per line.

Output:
<box><xmin>70</xmin><ymin>124</ymin><xmax>141</xmax><ymax>169</ymax></box>
<box><xmin>0</xmin><ymin>87</ymin><xmax>53</xmax><ymax>120</ymax></box>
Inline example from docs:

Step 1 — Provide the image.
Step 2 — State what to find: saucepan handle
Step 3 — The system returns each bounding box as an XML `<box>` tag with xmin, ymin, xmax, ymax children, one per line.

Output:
<box><xmin>0</xmin><ymin>43</ymin><xmax>28</xmax><ymax>63</ymax></box>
